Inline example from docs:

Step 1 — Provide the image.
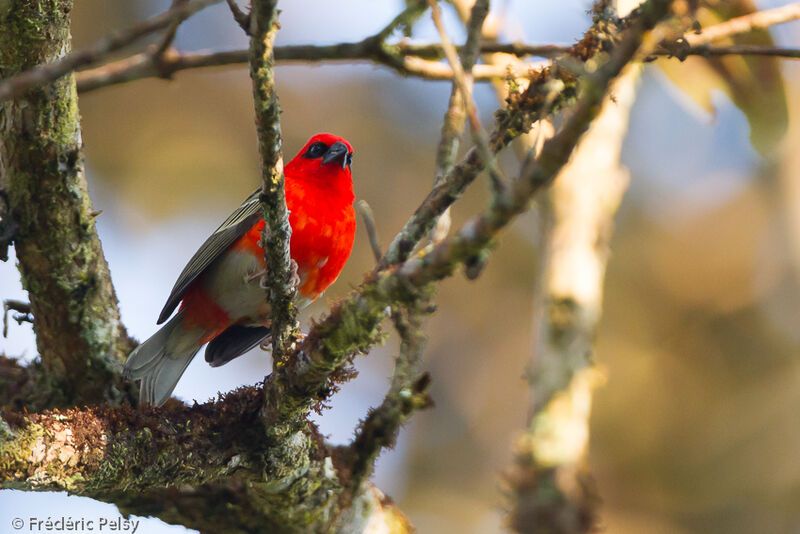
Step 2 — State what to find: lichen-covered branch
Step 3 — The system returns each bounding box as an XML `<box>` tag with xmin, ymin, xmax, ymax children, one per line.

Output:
<box><xmin>0</xmin><ymin>389</ymin><xmax>266</xmax><ymax>493</ymax></box>
<box><xmin>0</xmin><ymin>387</ymin><xmax>347</xmax><ymax>531</ymax></box>
<box><xmin>345</xmin><ymin>371</ymin><xmax>432</xmax><ymax>496</ymax></box>
<box><xmin>0</xmin><ymin>0</ymin><xmax>135</xmax><ymax>408</ymax></box>
<box><xmin>248</xmin><ymin>0</ymin><xmax>299</xmax><ymax>367</ymax></box>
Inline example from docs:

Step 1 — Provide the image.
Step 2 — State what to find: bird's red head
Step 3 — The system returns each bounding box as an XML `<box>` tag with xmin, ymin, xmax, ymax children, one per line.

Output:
<box><xmin>285</xmin><ymin>133</ymin><xmax>354</xmax><ymax>193</ymax></box>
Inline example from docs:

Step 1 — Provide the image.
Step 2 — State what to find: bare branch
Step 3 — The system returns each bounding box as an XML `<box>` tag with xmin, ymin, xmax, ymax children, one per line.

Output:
<box><xmin>153</xmin><ymin>0</ymin><xmax>187</xmax><ymax>58</ymax></box>
<box><xmin>0</xmin><ymin>0</ymin><xmax>221</xmax><ymax>102</ymax></box>
<box><xmin>401</xmin><ymin>41</ymin><xmax>570</xmax><ymax>59</ymax></box>
<box><xmin>657</xmin><ymin>43</ymin><xmax>800</xmax><ymax>60</ymax></box>
<box><xmin>429</xmin><ymin>0</ymin><xmax>507</xmax><ymax>197</ymax></box>
<box><xmin>74</xmin><ymin>44</ymin><xmax>540</xmax><ymax>93</ymax></box>
<box><xmin>2</xmin><ymin>300</ymin><xmax>32</xmax><ymax>339</ymax></box>
<box><xmin>686</xmin><ymin>2</ymin><xmax>800</xmax><ymax>46</ymax></box>
<box><xmin>355</xmin><ymin>200</ymin><xmax>383</xmax><ymax>264</ymax></box>
<box><xmin>225</xmin><ymin>0</ymin><xmax>251</xmax><ymax>33</ymax></box>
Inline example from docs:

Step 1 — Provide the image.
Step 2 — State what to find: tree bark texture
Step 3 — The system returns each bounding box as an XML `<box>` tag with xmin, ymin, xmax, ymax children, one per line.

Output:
<box><xmin>0</xmin><ymin>1</ymin><xmax>136</xmax><ymax>409</ymax></box>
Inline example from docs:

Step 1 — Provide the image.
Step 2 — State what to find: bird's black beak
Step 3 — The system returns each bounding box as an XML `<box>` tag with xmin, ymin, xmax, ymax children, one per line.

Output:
<box><xmin>322</xmin><ymin>141</ymin><xmax>351</xmax><ymax>170</ymax></box>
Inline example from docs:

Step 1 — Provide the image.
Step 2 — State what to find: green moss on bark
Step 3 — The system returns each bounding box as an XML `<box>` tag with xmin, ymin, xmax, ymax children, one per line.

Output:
<box><xmin>0</xmin><ymin>0</ymin><xmax>136</xmax><ymax>408</ymax></box>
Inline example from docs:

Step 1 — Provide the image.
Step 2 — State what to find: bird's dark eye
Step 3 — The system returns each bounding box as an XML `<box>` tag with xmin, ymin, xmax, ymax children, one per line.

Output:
<box><xmin>303</xmin><ymin>142</ymin><xmax>329</xmax><ymax>159</ymax></box>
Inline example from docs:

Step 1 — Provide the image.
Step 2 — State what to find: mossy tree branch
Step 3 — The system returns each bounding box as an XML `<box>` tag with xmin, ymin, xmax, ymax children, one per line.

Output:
<box><xmin>0</xmin><ymin>0</ymin><xmax>136</xmax><ymax>409</ymax></box>
<box><xmin>247</xmin><ymin>0</ymin><xmax>299</xmax><ymax>369</ymax></box>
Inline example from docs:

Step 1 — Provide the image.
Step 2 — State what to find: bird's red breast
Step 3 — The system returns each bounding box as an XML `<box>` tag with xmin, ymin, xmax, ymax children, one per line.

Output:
<box><xmin>182</xmin><ymin>133</ymin><xmax>356</xmax><ymax>336</ymax></box>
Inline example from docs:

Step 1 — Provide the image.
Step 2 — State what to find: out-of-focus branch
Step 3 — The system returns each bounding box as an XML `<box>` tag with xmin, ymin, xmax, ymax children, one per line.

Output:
<box><xmin>428</xmin><ymin>0</ymin><xmax>490</xmax><ymax>248</ymax></box>
<box><xmin>356</xmin><ymin>200</ymin><xmax>383</xmax><ymax>264</ymax></box>
<box><xmin>658</xmin><ymin>43</ymin><xmax>800</xmax><ymax>60</ymax></box>
<box><xmin>2</xmin><ymin>300</ymin><xmax>32</xmax><ymax>339</ymax></box>
<box><xmin>74</xmin><ymin>44</ymin><xmax>540</xmax><ymax>92</ymax></box>
<box><xmin>225</xmin><ymin>0</ymin><xmax>251</xmax><ymax>33</ymax></box>
<box><xmin>0</xmin><ymin>0</ymin><xmax>221</xmax><ymax>102</ymax></box>
<box><xmin>429</xmin><ymin>0</ymin><xmax>507</xmax><ymax>198</ymax></box>
<box><xmin>685</xmin><ymin>2</ymin><xmax>800</xmax><ymax>46</ymax></box>
<box><xmin>511</xmin><ymin>66</ymin><xmax>640</xmax><ymax>534</ymax></box>
<box><xmin>74</xmin><ymin>40</ymin><xmax>800</xmax><ymax>94</ymax></box>
<box><xmin>248</xmin><ymin>1</ymin><xmax>298</xmax><ymax>370</ymax></box>
<box><xmin>153</xmin><ymin>0</ymin><xmax>187</xmax><ymax>58</ymax></box>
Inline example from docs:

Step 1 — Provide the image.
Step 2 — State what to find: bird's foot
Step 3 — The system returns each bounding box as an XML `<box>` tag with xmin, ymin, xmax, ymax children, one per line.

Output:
<box><xmin>289</xmin><ymin>259</ymin><xmax>300</xmax><ymax>289</ymax></box>
<box><xmin>244</xmin><ymin>268</ymin><xmax>267</xmax><ymax>284</ymax></box>
<box><xmin>258</xmin><ymin>332</ymin><xmax>306</xmax><ymax>352</ymax></box>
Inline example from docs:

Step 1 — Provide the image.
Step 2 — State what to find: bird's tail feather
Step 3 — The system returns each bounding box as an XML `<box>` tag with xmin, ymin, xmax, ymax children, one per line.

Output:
<box><xmin>123</xmin><ymin>311</ymin><xmax>203</xmax><ymax>407</ymax></box>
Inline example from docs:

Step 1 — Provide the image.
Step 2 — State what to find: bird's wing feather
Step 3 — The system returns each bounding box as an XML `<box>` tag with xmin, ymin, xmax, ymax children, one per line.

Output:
<box><xmin>157</xmin><ymin>188</ymin><xmax>263</xmax><ymax>324</ymax></box>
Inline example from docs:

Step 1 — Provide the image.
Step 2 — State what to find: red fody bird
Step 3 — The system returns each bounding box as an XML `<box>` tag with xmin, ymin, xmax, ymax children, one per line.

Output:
<box><xmin>124</xmin><ymin>133</ymin><xmax>356</xmax><ymax>406</ymax></box>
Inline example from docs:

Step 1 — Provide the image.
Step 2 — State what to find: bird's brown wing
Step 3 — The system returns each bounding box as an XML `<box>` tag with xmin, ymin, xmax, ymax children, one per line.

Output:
<box><xmin>157</xmin><ymin>188</ymin><xmax>263</xmax><ymax>324</ymax></box>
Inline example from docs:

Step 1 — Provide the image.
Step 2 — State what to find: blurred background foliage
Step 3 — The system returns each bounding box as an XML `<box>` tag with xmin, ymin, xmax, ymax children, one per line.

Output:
<box><xmin>1</xmin><ymin>0</ymin><xmax>800</xmax><ymax>532</ymax></box>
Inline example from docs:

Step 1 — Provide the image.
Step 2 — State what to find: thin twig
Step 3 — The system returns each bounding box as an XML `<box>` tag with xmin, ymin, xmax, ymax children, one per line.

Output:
<box><xmin>150</xmin><ymin>0</ymin><xmax>188</xmax><ymax>79</ymax></box>
<box><xmin>0</xmin><ymin>0</ymin><xmax>221</xmax><ymax>102</ymax></box>
<box><xmin>0</xmin><ymin>192</ymin><xmax>15</xmax><ymax>263</ymax></box>
<box><xmin>429</xmin><ymin>0</ymin><xmax>492</xmax><ymax>246</ymax></box>
<box><xmin>401</xmin><ymin>41</ymin><xmax>570</xmax><ymax>59</ymax></box>
<box><xmin>658</xmin><ymin>43</ymin><xmax>800</xmax><ymax>60</ymax></box>
<box><xmin>3</xmin><ymin>300</ymin><xmax>32</xmax><ymax>338</ymax></box>
<box><xmin>225</xmin><ymin>0</ymin><xmax>251</xmax><ymax>33</ymax></box>
<box><xmin>355</xmin><ymin>200</ymin><xmax>383</xmax><ymax>264</ymax></box>
<box><xmin>429</xmin><ymin>0</ymin><xmax>507</xmax><ymax>197</ymax></box>
<box><xmin>154</xmin><ymin>0</ymin><xmax>187</xmax><ymax>57</ymax></box>
<box><xmin>74</xmin><ymin>39</ymin><xmax>800</xmax><ymax>94</ymax></box>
